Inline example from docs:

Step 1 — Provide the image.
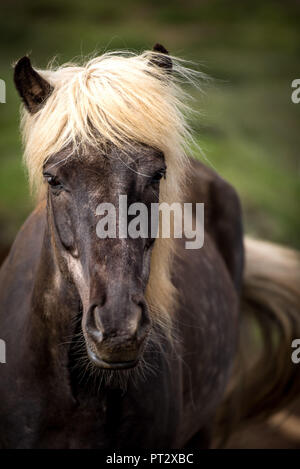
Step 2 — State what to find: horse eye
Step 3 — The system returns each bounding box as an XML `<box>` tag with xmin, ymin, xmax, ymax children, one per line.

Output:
<box><xmin>44</xmin><ymin>174</ymin><xmax>63</xmax><ymax>189</ymax></box>
<box><xmin>151</xmin><ymin>168</ymin><xmax>166</xmax><ymax>183</ymax></box>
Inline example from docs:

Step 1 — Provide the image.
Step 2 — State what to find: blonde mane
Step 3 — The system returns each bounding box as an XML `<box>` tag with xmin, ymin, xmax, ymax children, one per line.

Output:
<box><xmin>20</xmin><ymin>49</ymin><xmax>201</xmax><ymax>331</ymax></box>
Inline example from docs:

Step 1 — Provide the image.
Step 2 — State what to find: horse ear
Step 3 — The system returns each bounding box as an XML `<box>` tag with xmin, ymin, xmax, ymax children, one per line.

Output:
<box><xmin>150</xmin><ymin>43</ymin><xmax>172</xmax><ymax>72</ymax></box>
<box><xmin>14</xmin><ymin>56</ymin><xmax>53</xmax><ymax>114</ymax></box>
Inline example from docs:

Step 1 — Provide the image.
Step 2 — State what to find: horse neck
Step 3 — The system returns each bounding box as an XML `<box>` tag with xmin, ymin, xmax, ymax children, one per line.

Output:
<box><xmin>29</xmin><ymin>215</ymin><xmax>80</xmax><ymax>368</ymax></box>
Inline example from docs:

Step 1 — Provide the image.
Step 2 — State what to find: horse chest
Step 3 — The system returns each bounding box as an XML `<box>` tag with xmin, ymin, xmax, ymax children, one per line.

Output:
<box><xmin>31</xmin><ymin>380</ymin><xmax>180</xmax><ymax>448</ymax></box>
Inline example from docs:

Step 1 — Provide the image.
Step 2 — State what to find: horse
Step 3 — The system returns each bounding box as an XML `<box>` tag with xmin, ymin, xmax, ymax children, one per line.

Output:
<box><xmin>0</xmin><ymin>45</ymin><xmax>299</xmax><ymax>449</ymax></box>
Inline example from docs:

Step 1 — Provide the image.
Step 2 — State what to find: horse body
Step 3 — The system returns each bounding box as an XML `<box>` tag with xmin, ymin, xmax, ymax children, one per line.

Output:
<box><xmin>1</xmin><ymin>46</ymin><xmax>298</xmax><ymax>449</ymax></box>
<box><xmin>0</xmin><ymin>158</ymin><xmax>242</xmax><ymax>448</ymax></box>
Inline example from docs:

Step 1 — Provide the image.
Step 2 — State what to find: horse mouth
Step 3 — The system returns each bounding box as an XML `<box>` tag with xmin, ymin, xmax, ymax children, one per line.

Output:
<box><xmin>86</xmin><ymin>343</ymin><xmax>139</xmax><ymax>370</ymax></box>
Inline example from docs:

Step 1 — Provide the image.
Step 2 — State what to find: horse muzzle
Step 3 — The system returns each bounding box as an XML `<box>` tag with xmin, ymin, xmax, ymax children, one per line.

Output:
<box><xmin>83</xmin><ymin>295</ymin><xmax>150</xmax><ymax>369</ymax></box>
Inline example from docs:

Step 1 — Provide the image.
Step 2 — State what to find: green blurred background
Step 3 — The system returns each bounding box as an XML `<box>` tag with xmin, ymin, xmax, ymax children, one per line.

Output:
<box><xmin>0</xmin><ymin>0</ymin><xmax>299</xmax><ymax>256</ymax></box>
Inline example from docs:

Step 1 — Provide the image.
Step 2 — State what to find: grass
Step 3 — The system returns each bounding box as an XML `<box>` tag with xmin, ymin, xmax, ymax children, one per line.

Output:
<box><xmin>0</xmin><ymin>0</ymin><xmax>299</xmax><ymax>248</ymax></box>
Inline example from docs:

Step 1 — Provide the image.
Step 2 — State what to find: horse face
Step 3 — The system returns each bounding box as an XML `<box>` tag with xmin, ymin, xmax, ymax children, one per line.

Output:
<box><xmin>43</xmin><ymin>143</ymin><xmax>166</xmax><ymax>369</ymax></box>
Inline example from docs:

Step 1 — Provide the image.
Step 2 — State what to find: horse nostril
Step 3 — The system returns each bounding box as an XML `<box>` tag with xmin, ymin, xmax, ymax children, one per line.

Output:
<box><xmin>85</xmin><ymin>304</ymin><xmax>104</xmax><ymax>343</ymax></box>
<box><xmin>94</xmin><ymin>305</ymin><xmax>105</xmax><ymax>331</ymax></box>
<box><xmin>131</xmin><ymin>295</ymin><xmax>150</xmax><ymax>337</ymax></box>
<box><xmin>90</xmin><ymin>328</ymin><xmax>104</xmax><ymax>343</ymax></box>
